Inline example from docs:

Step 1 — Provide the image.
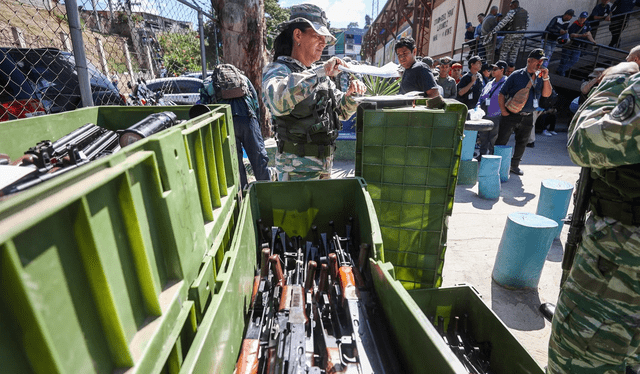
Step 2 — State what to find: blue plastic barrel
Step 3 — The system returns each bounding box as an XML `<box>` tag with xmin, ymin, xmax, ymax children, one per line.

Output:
<box><xmin>461</xmin><ymin>130</ymin><xmax>478</xmax><ymax>161</ymax></box>
<box><xmin>492</xmin><ymin>213</ymin><xmax>558</xmax><ymax>289</ymax></box>
<box><xmin>536</xmin><ymin>179</ymin><xmax>574</xmax><ymax>238</ymax></box>
<box><xmin>458</xmin><ymin>159</ymin><xmax>478</xmax><ymax>185</ymax></box>
<box><xmin>493</xmin><ymin>145</ymin><xmax>512</xmax><ymax>182</ymax></box>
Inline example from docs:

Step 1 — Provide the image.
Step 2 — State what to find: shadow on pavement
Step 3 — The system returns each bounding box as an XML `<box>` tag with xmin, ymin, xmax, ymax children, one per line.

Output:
<box><xmin>500</xmin><ymin>175</ymin><xmax>536</xmax><ymax>207</ymax></box>
<box><xmin>454</xmin><ymin>185</ymin><xmax>500</xmax><ymax>210</ymax></box>
<box><xmin>490</xmin><ymin>282</ymin><xmax>546</xmax><ymax>332</ymax></box>
<box><xmin>546</xmin><ymin>238</ymin><xmax>564</xmax><ymax>263</ymax></box>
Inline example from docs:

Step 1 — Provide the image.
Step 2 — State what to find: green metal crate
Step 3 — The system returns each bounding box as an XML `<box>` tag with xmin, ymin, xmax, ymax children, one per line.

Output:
<box><xmin>0</xmin><ymin>105</ymin><xmax>240</xmax><ymax>373</ymax></box>
<box><xmin>409</xmin><ymin>285</ymin><xmax>545</xmax><ymax>374</ymax></box>
<box><xmin>355</xmin><ymin>101</ymin><xmax>467</xmax><ymax>290</ymax></box>
<box><xmin>182</xmin><ymin>178</ymin><xmax>471</xmax><ymax>374</ymax></box>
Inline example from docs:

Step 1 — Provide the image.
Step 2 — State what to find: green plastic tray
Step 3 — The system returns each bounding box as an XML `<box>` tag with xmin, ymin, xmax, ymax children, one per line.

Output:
<box><xmin>355</xmin><ymin>101</ymin><xmax>467</xmax><ymax>289</ymax></box>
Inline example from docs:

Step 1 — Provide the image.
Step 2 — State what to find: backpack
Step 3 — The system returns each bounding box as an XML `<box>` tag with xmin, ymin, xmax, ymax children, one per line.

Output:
<box><xmin>200</xmin><ymin>64</ymin><xmax>248</xmax><ymax>104</ymax></box>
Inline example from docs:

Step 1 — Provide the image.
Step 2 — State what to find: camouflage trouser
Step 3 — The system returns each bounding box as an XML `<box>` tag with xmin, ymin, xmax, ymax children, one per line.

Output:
<box><xmin>275</xmin><ymin>151</ymin><xmax>333</xmax><ymax>181</ymax></box>
<box><xmin>547</xmin><ymin>214</ymin><xmax>640</xmax><ymax>374</ymax></box>
<box><xmin>500</xmin><ymin>33</ymin><xmax>524</xmax><ymax>65</ymax></box>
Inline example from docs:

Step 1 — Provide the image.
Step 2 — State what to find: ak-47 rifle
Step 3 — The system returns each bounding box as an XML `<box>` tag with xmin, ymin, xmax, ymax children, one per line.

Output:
<box><xmin>561</xmin><ymin>167</ymin><xmax>594</xmax><ymax>286</ymax></box>
<box><xmin>540</xmin><ymin>167</ymin><xmax>594</xmax><ymax>321</ymax></box>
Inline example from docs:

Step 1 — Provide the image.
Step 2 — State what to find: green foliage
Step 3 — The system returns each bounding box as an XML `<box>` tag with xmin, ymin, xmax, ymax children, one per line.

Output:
<box><xmin>264</xmin><ymin>0</ymin><xmax>290</xmax><ymax>51</ymax></box>
<box><xmin>158</xmin><ymin>32</ymin><xmax>201</xmax><ymax>76</ymax></box>
<box><xmin>362</xmin><ymin>75</ymin><xmax>400</xmax><ymax>96</ymax></box>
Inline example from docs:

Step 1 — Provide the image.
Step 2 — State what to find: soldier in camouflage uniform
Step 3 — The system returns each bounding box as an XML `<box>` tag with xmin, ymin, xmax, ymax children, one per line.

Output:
<box><xmin>262</xmin><ymin>4</ymin><xmax>365</xmax><ymax>181</ymax></box>
<box><xmin>483</xmin><ymin>0</ymin><xmax>529</xmax><ymax>65</ymax></box>
<box><xmin>547</xmin><ymin>61</ymin><xmax>640</xmax><ymax>374</ymax></box>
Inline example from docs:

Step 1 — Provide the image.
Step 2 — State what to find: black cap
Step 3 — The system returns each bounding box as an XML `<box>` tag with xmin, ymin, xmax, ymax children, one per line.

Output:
<box><xmin>528</xmin><ymin>48</ymin><xmax>548</xmax><ymax>60</ymax></box>
<box><xmin>481</xmin><ymin>63</ymin><xmax>491</xmax><ymax>72</ymax></box>
<box><xmin>565</xmin><ymin>9</ymin><xmax>575</xmax><ymax>16</ymax></box>
<box><xmin>468</xmin><ymin>55</ymin><xmax>482</xmax><ymax>65</ymax></box>
<box><xmin>491</xmin><ymin>60</ymin><xmax>508</xmax><ymax>70</ymax></box>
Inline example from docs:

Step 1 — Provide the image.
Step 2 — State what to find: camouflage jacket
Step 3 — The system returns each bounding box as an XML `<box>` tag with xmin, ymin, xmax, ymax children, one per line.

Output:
<box><xmin>262</xmin><ymin>56</ymin><xmax>357</xmax><ymax>120</ymax></box>
<box><xmin>568</xmin><ymin>64</ymin><xmax>640</xmax><ymax>169</ymax></box>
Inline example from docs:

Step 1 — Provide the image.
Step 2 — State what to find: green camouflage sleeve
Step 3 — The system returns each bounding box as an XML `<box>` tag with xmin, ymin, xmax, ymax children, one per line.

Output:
<box><xmin>262</xmin><ymin>61</ymin><xmax>357</xmax><ymax>120</ymax></box>
<box><xmin>567</xmin><ymin>70</ymin><xmax>640</xmax><ymax>168</ymax></box>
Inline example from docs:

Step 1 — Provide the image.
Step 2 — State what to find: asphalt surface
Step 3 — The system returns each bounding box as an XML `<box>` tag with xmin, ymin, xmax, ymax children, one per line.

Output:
<box><xmin>331</xmin><ymin>125</ymin><xmax>580</xmax><ymax>368</ymax></box>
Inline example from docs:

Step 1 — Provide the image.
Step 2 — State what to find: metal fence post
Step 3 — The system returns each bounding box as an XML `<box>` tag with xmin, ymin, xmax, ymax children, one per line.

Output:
<box><xmin>146</xmin><ymin>45</ymin><xmax>155</xmax><ymax>77</ymax></box>
<box><xmin>96</xmin><ymin>38</ymin><xmax>109</xmax><ymax>76</ymax></box>
<box><xmin>60</xmin><ymin>32</ymin><xmax>72</xmax><ymax>51</ymax></box>
<box><xmin>11</xmin><ymin>27</ymin><xmax>25</xmax><ymax>48</ymax></box>
<box><xmin>65</xmin><ymin>0</ymin><xmax>94</xmax><ymax>108</ymax></box>
<box><xmin>198</xmin><ymin>10</ymin><xmax>207</xmax><ymax>77</ymax></box>
<box><xmin>124</xmin><ymin>42</ymin><xmax>135</xmax><ymax>82</ymax></box>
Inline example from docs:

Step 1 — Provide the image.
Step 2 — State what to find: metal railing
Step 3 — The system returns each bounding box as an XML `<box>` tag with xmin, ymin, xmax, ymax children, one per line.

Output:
<box><xmin>0</xmin><ymin>0</ymin><xmax>217</xmax><ymax>120</ymax></box>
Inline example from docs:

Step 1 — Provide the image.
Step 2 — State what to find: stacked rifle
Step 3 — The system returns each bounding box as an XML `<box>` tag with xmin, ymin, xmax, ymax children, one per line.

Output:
<box><xmin>235</xmin><ymin>218</ymin><xmax>401</xmax><ymax>374</ymax></box>
<box><xmin>430</xmin><ymin>314</ymin><xmax>493</xmax><ymax>374</ymax></box>
<box><xmin>1</xmin><ymin>112</ymin><xmax>178</xmax><ymax>197</ymax></box>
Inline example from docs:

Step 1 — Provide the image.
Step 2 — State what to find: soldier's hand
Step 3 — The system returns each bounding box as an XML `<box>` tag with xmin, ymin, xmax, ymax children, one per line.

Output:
<box><xmin>324</xmin><ymin>57</ymin><xmax>343</xmax><ymax>77</ymax></box>
<box><xmin>346</xmin><ymin>79</ymin><xmax>366</xmax><ymax>96</ymax></box>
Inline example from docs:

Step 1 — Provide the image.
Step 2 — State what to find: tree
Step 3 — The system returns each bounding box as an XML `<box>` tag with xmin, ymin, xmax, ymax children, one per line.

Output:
<box><xmin>158</xmin><ymin>31</ymin><xmax>201</xmax><ymax>76</ymax></box>
<box><xmin>211</xmin><ymin>0</ymin><xmax>270</xmax><ymax>135</ymax></box>
<box><xmin>347</xmin><ymin>22</ymin><xmax>359</xmax><ymax>29</ymax></box>
<box><xmin>264</xmin><ymin>0</ymin><xmax>289</xmax><ymax>52</ymax></box>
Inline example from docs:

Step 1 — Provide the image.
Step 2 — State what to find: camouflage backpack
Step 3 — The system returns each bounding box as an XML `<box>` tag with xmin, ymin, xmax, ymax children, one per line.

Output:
<box><xmin>200</xmin><ymin>64</ymin><xmax>249</xmax><ymax>104</ymax></box>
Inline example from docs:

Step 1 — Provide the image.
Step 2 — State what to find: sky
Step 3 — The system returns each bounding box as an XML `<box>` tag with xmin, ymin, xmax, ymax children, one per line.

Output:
<box><xmin>278</xmin><ymin>0</ymin><xmax>376</xmax><ymax>29</ymax></box>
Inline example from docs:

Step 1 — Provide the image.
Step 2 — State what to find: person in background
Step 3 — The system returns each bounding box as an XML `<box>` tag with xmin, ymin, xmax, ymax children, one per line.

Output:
<box><xmin>477</xmin><ymin>60</ymin><xmax>507</xmax><ymax>157</ymax></box>
<box><xmin>396</xmin><ymin>37</ymin><xmax>439</xmax><ymax>97</ymax></box>
<box><xmin>496</xmin><ymin>49</ymin><xmax>553</xmax><ymax>176</ymax></box>
<box><xmin>475</xmin><ymin>13</ymin><xmax>486</xmax><ymax>59</ymax></box>
<box><xmin>505</xmin><ymin>62</ymin><xmax>515</xmax><ymax>76</ymax></box>
<box><xmin>543</xmin><ymin>9</ymin><xmax>574</xmax><ymax>67</ymax></box>
<box><xmin>588</xmin><ymin>0</ymin><xmax>611</xmax><ymax>40</ymax></box>
<box><xmin>483</xmin><ymin>0</ymin><xmax>529</xmax><ymax>65</ymax></box>
<box><xmin>465</xmin><ymin>22</ymin><xmax>477</xmax><ymax>58</ymax></box>
<box><xmin>457</xmin><ymin>55</ymin><xmax>484</xmax><ymax>110</ymax></box>
<box><xmin>262</xmin><ymin>3</ymin><xmax>366</xmax><ymax>181</ymax></box>
<box><xmin>435</xmin><ymin>56</ymin><xmax>457</xmax><ymax>99</ymax></box>
<box><xmin>536</xmin><ymin>107</ymin><xmax>558</xmax><ymax>136</ymax></box>
<box><xmin>208</xmin><ymin>67</ymin><xmax>270</xmax><ymax>188</ymax></box>
<box><xmin>451</xmin><ymin>62</ymin><xmax>463</xmax><ymax>83</ymax></box>
<box><xmin>480</xmin><ymin>63</ymin><xmax>492</xmax><ymax>85</ymax></box>
<box><xmin>556</xmin><ymin>12</ymin><xmax>596</xmax><ymax>77</ymax></box>
<box><xmin>482</xmin><ymin>6</ymin><xmax>500</xmax><ymax>63</ymax></box>
<box><xmin>608</xmin><ymin>0</ymin><xmax>637</xmax><ymax>48</ymax></box>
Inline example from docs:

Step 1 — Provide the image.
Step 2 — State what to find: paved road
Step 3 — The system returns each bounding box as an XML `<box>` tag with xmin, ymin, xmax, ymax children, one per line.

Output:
<box><xmin>331</xmin><ymin>127</ymin><xmax>580</xmax><ymax>369</ymax></box>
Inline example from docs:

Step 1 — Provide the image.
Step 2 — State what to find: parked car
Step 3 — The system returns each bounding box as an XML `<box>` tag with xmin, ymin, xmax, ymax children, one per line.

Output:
<box><xmin>183</xmin><ymin>71</ymin><xmax>213</xmax><ymax>79</ymax></box>
<box><xmin>144</xmin><ymin>77</ymin><xmax>203</xmax><ymax>105</ymax></box>
<box><xmin>0</xmin><ymin>47</ymin><xmax>125</xmax><ymax>121</ymax></box>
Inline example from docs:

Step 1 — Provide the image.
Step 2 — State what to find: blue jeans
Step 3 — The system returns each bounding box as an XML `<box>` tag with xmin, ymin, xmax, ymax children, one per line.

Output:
<box><xmin>541</xmin><ymin>39</ymin><xmax>557</xmax><ymax>68</ymax></box>
<box><xmin>234</xmin><ymin>115</ymin><xmax>270</xmax><ymax>188</ymax></box>
<box><xmin>556</xmin><ymin>48</ymin><xmax>581</xmax><ymax>77</ymax></box>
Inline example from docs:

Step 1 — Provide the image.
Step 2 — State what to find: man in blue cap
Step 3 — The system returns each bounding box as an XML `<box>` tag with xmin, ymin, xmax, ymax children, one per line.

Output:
<box><xmin>543</xmin><ymin>9</ymin><xmax>575</xmax><ymax>67</ymax></box>
<box><xmin>557</xmin><ymin>11</ymin><xmax>596</xmax><ymax>77</ymax></box>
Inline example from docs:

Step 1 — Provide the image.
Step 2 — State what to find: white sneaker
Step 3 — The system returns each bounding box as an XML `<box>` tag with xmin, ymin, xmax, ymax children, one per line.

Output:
<box><xmin>550</xmin><ymin>131</ymin><xmax>558</xmax><ymax>135</ymax></box>
<box><xmin>542</xmin><ymin>130</ymin><xmax>552</xmax><ymax>136</ymax></box>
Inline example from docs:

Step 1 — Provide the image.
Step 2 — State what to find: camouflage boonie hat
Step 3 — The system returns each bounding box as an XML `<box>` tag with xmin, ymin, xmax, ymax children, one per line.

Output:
<box><xmin>278</xmin><ymin>3</ymin><xmax>337</xmax><ymax>46</ymax></box>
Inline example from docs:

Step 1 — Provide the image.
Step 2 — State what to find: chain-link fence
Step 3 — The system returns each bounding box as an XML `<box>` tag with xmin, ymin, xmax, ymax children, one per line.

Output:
<box><xmin>0</xmin><ymin>0</ymin><xmax>216</xmax><ymax>121</ymax></box>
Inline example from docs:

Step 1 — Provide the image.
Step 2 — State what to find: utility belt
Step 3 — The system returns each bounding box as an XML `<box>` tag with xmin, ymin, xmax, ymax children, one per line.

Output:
<box><xmin>590</xmin><ymin>196</ymin><xmax>640</xmax><ymax>226</ymax></box>
<box><xmin>278</xmin><ymin>140</ymin><xmax>334</xmax><ymax>158</ymax></box>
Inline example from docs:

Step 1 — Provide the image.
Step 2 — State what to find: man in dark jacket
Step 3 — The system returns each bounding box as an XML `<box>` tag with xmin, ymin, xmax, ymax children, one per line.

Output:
<box><xmin>609</xmin><ymin>0</ymin><xmax>638</xmax><ymax>48</ymax></box>
<box><xmin>542</xmin><ymin>9</ymin><xmax>574</xmax><ymax>67</ymax></box>
<box><xmin>457</xmin><ymin>55</ymin><xmax>484</xmax><ymax>109</ymax></box>
<box><xmin>588</xmin><ymin>0</ymin><xmax>611</xmax><ymax>39</ymax></box>
<box><xmin>557</xmin><ymin>12</ymin><xmax>596</xmax><ymax>77</ymax></box>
